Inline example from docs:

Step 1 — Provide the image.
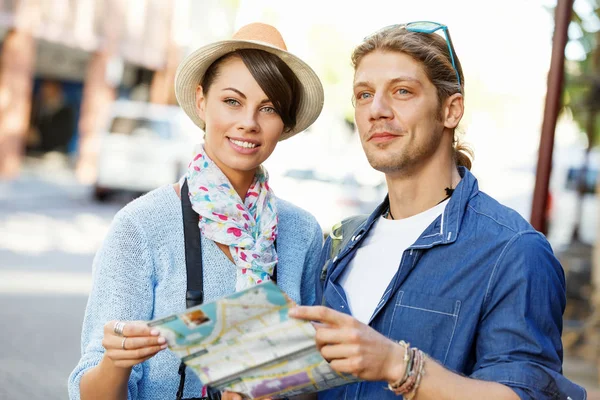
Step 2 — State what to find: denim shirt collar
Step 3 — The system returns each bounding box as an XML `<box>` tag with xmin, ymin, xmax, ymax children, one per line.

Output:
<box><xmin>336</xmin><ymin>166</ymin><xmax>478</xmax><ymax>261</ymax></box>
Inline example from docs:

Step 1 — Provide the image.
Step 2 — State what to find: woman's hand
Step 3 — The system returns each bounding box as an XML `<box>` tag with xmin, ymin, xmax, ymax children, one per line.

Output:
<box><xmin>102</xmin><ymin>320</ymin><xmax>168</xmax><ymax>368</ymax></box>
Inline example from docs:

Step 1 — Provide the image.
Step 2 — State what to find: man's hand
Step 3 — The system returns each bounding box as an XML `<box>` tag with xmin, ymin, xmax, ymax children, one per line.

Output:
<box><xmin>222</xmin><ymin>393</ymin><xmax>272</xmax><ymax>400</ymax></box>
<box><xmin>289</xmin><ymin>306</ymin><xmax>405</xmax><ymax>383</ymax></box>
<box><xmin>221</xmin><ymin>392</ymin><xmax>243</xmax><ymax>400</ymax></box>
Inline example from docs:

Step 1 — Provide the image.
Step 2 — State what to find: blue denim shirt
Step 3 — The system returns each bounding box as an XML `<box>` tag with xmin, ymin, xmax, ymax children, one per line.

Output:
<box><xmin>315</xmin><ymin>168</ymin><xmax>586</xmax><ymax>400</ymax></box>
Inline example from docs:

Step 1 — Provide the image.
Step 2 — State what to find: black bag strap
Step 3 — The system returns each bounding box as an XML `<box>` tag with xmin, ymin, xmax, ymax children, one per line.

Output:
<box><xmin>182</xmin><ymin>179</ymin><xmax>204</xmax><ymax>309</ymax></box>
<box><xmin>178</xmin><ymin>179</ymin><xmax>217</xmax><ymax>400</ymax></box>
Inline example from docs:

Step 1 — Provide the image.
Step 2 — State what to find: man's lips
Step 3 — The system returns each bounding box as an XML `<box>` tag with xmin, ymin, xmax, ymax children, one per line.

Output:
<box><xmin>368</xmin><ymin>132</ymin><xmax>399</xmax><ymax>142</ymax></box>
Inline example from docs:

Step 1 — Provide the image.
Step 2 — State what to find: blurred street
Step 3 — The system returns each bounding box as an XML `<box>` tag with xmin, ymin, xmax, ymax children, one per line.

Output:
<box><xmin>0</xmin><ymin>155</ymin><xmax>121</xmax><ymax>399</ymax></box>
<box><xmin>0</xmin><ymin>156</ymin><xmax>598</xmax><ymax>399</ymax></box>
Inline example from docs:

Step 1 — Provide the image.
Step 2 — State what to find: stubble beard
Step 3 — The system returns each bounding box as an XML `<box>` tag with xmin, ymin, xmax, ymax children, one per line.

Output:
<box><xmin>362</xmin><ymin>129</ymin><xmax>444</xmax><ymax>176</ymax></box>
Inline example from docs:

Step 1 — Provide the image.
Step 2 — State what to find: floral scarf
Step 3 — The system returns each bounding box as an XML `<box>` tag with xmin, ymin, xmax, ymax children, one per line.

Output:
<box><xmin>182</xmin><ymin>146</ymin><xmax>278</xmax><ymax>292</ymax></box>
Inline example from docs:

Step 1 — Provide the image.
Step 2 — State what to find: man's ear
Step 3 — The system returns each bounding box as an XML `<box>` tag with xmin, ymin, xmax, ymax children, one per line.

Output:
<box><xmin>195</xmin><ymin>85</ymin><xmax>206</xmax><ymax>121</ymax></box>
<box><xmin>443</xmin><ymin>93</ymin><xmax>464</xmax><ymax>129</ymax></box>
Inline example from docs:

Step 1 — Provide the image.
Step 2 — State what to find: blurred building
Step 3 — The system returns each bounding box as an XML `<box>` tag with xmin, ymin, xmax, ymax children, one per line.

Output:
<box><xmin>0</xmin><ymin>0</ymin><xmax>236</xmax><ymax>181</ymax></box>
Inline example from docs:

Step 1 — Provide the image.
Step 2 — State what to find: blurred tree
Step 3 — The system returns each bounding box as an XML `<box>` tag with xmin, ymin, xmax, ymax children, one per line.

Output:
<box><xmin>0</xmin><ymin>29</ymin><xmax>36</xmax><ymax>178</ymax></box>
<box><xmin>560</xmin><ymin>0</ymin><xmax>600</xmax><ymax>241</ymax></box>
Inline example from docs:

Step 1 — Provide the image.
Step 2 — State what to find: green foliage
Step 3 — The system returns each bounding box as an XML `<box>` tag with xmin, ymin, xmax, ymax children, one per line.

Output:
<box><xmin>561</xmin><ymin>0</ymin><xmax>600</xmax><ymax>147</ymax></box>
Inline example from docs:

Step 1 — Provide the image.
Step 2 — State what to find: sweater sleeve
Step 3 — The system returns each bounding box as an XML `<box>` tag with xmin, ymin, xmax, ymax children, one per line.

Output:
<box><xmin>300</xmin><ymin>221</ymin><xmax>324</xmax><ymax>306</ymax></box>
<box><xmin>68</xmin><ymin>209</ymin><xmax>156</xmax><ymax>400</ymax></box>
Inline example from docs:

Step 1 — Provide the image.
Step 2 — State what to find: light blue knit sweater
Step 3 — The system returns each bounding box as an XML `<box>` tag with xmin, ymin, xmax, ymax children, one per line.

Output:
<box><xmin>68</xmin><ymin>184</ymin><xmax>323</xmax><ymax>399</ymax></box>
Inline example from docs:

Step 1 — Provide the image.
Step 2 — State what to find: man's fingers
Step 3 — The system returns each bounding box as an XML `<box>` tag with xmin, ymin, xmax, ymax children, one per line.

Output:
<box><xmin>222</xmin><ymin>392</ymin><xmax>243</xmax><ymax>400</ymax></box>
<box><xmin>328</xmin><ymin>358</ymin><xmax>361</xmax><ymax>377</ymax></box>
<box><xmin>289</xmin><ymin>306</ymin><xmax>349</xmax><ymax>326</ymax></box>
<box><xmin>320</xmin><ymin>343</ymin><xmax>360</xmax><ymax>361</ymax></box>
<box><xmin>314</xmin><ymin>326</ymin><xmax>363</xmax><ymax>346</ymax></box>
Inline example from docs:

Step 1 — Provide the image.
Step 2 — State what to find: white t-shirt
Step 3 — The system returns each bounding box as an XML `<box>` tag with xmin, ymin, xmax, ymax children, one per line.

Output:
<box><xmin>339</xmin><ymin>200</ymin><xmax>449</xmax><ymax>324</ymax></box>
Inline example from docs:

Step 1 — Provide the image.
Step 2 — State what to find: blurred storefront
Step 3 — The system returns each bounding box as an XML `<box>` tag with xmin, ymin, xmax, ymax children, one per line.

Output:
<box><xmin>0</xmin><ymin>0</ymin><xmax>235</xmax><ymax>181</ymax></box>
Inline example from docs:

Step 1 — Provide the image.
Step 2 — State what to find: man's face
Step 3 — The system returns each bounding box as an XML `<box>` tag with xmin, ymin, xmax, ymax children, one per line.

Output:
<box><xmin>353</xmin><ymin>50</ymin><xmax>446</xmax><ymax>176</ymax></box>
<box><xmin>41</xmin><ymin>82</ymin><xmax>61</xmax><ymax>103</ymax></box>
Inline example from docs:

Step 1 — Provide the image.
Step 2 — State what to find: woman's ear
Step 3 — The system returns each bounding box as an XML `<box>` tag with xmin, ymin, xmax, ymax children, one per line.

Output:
<box><xmin>443</xmin><ymin>93</ymin><xmax>464</xmax><ymax>129</ymax></box>
<box><xmin>195</xmin><ymin>85</ymin><xmax>206</xmax><ymax>121</ymax></box>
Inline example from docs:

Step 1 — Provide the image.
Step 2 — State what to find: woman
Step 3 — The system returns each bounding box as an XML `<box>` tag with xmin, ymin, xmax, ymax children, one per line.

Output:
<box><xmin>69</xmin><ymin>22</ymin><xmax>325</xmax><ymax>400</ymax></box>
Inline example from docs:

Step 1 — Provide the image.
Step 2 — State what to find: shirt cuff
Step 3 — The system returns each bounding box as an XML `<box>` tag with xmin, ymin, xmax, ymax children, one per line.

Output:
<box><xmin>470</xmin><ymin>361</ymin><xmax>586</xmax><ymax>400</ymax></box>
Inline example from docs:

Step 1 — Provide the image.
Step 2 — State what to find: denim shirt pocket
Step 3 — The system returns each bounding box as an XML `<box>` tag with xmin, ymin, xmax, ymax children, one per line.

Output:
<box><xmin>388</xmin><ymin>290</ymin><xmax>461</xmax><ymax>365</ymax></box>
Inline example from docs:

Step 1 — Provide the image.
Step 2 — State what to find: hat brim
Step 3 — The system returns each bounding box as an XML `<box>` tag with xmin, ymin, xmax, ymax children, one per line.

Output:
<box><xmin>174</xmin><ymin>39</ymin><xmax>324</xmax><ymax>141</ymax></box>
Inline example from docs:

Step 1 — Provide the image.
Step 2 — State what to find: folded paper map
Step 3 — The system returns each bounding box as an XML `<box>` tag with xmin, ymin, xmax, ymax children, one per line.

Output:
<box><xmin>147</xmin><ymin>281</ymin><xmax>357</xmax><ymax>399</ymax></box>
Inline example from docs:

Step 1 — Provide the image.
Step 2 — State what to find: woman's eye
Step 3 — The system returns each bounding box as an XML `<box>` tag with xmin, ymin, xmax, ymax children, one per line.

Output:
<box><xmin>396</xmin><ymin>88</ymin><xmax>410</xmax><ymax>95</ymax></box>
<box><xmin>224</xmin><ymin>98</ymin><xmax>240</xmax><ymax>106</ymax></box>
<box><xmin>358</xmin><ymin>92</ymin><xmax>372</xmax><ymax>100</ymax></box>
<box><xmin>262</xmin><ymin>106</ymin><xmax>276</xmax><ymax>114</ymax></box>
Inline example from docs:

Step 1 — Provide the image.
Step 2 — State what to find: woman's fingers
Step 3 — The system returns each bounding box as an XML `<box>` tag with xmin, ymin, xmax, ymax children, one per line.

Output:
<box><xmin>105</xmin><ymin>344</ymin><xmax>165</xmax><ymax>362</ymax></box>
<box><xmin>102</xmin><ymin>320</ymin><xmax>168</xmax><ymax>366</ymax></box>
<box><xmin>103</xmin><ymin>334</ymin><xmax>166</xmax><ymax>351</ymax></box>
<box><xmin>104</xmin><ymin>320</ymin><xmax>159</xmax><ymax>338</ymax></box>
<box><xmin>104</xmin><ymin>335</ymin><xmax>167</xmax><ymax>364</ymax></box>
<box><xmin>110</xmin><ymin>352</ymin><xmax>158</xmax><ymax>369</ymax></box>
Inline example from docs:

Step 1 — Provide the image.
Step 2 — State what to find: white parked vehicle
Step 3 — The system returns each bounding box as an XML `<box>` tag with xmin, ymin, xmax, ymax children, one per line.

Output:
<box><xmin>94</xmin><ymin>100</ymin><xmax>200</xmax><ymax>201</ymax></box>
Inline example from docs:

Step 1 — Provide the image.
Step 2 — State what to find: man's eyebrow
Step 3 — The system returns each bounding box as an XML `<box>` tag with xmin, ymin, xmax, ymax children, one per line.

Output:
<box><xmin>222</xmin><ymin>87</ymin><xmax>271</xmax><ymax>104</ymax></box>
<box><xmin>353</xmin><ymin>76</ymin><xmax>422</xmax><ymax>89</ymax></box>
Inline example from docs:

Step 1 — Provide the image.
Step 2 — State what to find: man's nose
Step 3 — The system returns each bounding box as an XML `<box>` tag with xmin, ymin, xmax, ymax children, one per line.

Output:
<box><xmin>369</xmin><ymin>93</ymin><xmax>394</xmax><ymax>121</ymax></box>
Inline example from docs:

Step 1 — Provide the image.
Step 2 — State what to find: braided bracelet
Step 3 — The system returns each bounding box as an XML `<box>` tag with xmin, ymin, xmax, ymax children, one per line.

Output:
<box><xmin>387</xmin><ymin>341</ymin><xmax>413</xmax><ymax>393</ymax></box>
<box><xmin>394</xmin><ymin>348</ymin><xmax>419</xmax><ymax>394</ymax></box>
<box><xmin>405</xmin><ymin>350</ymin><xmax>426</xmax><ymax>399</ymax></box>
<box><xmin>388</xmin><ymin>343</ymin><xmax>426</xmax><ymax>396</ymax></box>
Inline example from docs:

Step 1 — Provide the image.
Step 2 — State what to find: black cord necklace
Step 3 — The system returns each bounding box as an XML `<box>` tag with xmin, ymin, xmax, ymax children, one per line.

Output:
<box><xmin>385</xmin><ymin>187</ymin><xmax>454</xmax><ymax>220</ymax></box>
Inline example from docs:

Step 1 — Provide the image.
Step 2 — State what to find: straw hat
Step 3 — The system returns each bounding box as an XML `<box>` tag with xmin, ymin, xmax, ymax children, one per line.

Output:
<box><xmin>174</xmin><ymin>22</ymin><xmax>324</xmax><ymax>141</ymax></box>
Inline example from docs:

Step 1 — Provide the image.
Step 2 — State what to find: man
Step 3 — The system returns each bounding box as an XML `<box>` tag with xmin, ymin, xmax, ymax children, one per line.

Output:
<box><xmin>289</xmin><ymin>22</ymin><xmax>586</xmax><ymax>399</ymax></box>
<box><xmin>28</xmin><ymin>79</ymin><xmax>76</xmax><ymax>154</ymax></box>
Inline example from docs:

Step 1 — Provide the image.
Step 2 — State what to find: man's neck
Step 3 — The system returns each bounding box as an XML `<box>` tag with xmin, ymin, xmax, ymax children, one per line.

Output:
<box><xmin>385</xmin><ymin>158</ymin><xmax>461</xmax><ymax>220</ymax></box>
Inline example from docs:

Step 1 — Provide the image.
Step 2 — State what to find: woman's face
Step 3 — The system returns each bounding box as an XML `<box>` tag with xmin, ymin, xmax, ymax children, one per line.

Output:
<box><xmin>195</xmin><ymin>56</ymin><xmax>284</xmax><ymax>178</ymax></box>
